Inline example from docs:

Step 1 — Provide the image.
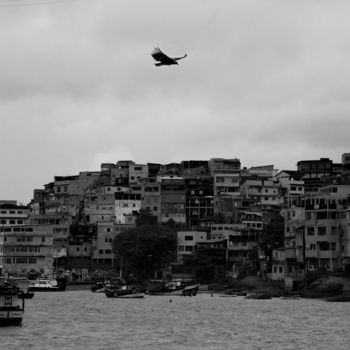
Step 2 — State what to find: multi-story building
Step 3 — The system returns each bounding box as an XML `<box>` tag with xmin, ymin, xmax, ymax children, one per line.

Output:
<box><xmin>159</xmin><ymin>177</ymin><xmax>186</xmax><ymax>224</ymax></box>
<box><xmin>176</xmin><ymin>231</ymin><xmax>207</xmax><ymax>263</ymax></box>
<box><xmin>129</xmin><ymin>164</ymin><xmax>149</xmax><ymax>184</ymax></box>
<box><xmin>0</xmin><ymin>201</ymin><xmax>29</xmax><ymax>226</ymax></box>
<box><xmin>297</xmin><ymin>158</ymin><xmax>342</xmax><ymax>194</ymax></box>
<box><xmin>240</xmin><ymin>179</ymin><xmax>284</xmax><ymax>207</ymax></box>
<box><xmin>68</xmin><ymin>224</ymin><xmax>97</xmax><ymax>262</ymax></box>
<box><xmin>209</xmin><ymin>158</ymin><xmax>241</xmax><ymax>175</ymax></box>
<box><xmin>185</xmin><ymin>176</ymin><xmax>213</xmax><ymax>231</ymax></box>
<box><xmin>84</xmin><ymin>192</ymin><xmax>116</xmax><ymax>224</ymax></box>
<box><xmin>140</xmin><ymin>179</ymin><xmax>161</xmax><ymax>222</ymax></box>
<box><xmin>91</xmin><ymin>221</ymin><xmax>117</xmax><ymax>265</ymax></box>
<box><xmin>0</xmin><ymin>224</ymin><xmax>54</xmax><ymax>276</ymax></box>
<box><xmin>180</xmin><ymin>160</ymin><xmax>210</xmax><ymax>177</ymax></box>
<box><xmin>115</xmin><ymin>192</ymin><xmax>141</xmax><ymax>224</ymax></box>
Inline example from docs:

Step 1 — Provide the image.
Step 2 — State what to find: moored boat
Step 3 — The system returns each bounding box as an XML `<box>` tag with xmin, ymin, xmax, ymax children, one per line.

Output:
<box><xmin>0</xmin><ymin>280</ymin><xmax>25</xmax><ymax>326</ymax></box>
<box><xmin>105</xmin><ymin>285</ymin><xmax>145</xmax><ymax>299</ymax></box>
<box><xmin>28</xmin><ymin>279</ymin><xmax>65</xmax><ymax>292</ymax></box>
<box><xmin>147</xmin><ymin>280</ymin><xmax>199</xmax><ymax>296</ymax></box>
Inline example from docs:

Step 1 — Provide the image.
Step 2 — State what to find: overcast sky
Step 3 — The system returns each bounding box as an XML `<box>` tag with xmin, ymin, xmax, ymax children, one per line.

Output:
<box><xmin>1</xmin><ymin>0</ymin><xmax>350</xmax><ymax>203</ymax></box>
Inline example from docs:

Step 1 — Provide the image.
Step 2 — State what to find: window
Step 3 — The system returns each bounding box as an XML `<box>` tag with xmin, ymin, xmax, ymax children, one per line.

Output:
<box><xmin>307</xmin><ymin>227</ymin><xmax>314</xmax><ymax>236</ymax></box>
<box><xmin>99</xmin><ymin>249</ymin><xmax>103</xmax><ymax>254</ymax></box>
<box><xmin>178</xmin><ymin>245</ymin><xmax>184</xmax><ymax>251</ymax></box>
<box><xmin>185</xmin><ymin>246</ymin><xmax>194</xmax><ymax>252</ymax></box>
<box><xmin>105</xmin><ymin>249</ymin><xmax>112</xmax><ymax>254</ymax></box>
<box><xmin>9</xmin><ymin>220</ymin><xmax>15</xmax><ymax>225</ymax></box>
<box><xmin>318</xmin><ymin>227</ymin><xmax>326</xmax><ymax>236</ymax></box>
<box><xmin>185</xmin><ymin>235</ymin><xmax>193</xmax><ymax>241</ymax></box>
<box><xmin>29</xmin><ymin>258</ymin><xmax>37</xmax><ymax>264</ymax></box>
<box><xmin>279</xmin><ymin>266</ymin><xmax>283</xmax><ymax>273</ymax></box>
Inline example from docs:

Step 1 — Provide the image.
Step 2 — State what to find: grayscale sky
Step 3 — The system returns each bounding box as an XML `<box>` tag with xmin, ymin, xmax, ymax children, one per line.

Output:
<box><xmin>1</xmin><ymin>0</ymin><xmax>350</xmax><ymax>204</ymax></box>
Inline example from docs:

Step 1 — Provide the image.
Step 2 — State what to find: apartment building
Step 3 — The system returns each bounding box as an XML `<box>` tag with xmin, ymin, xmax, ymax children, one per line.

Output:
<box><xmin>0</xmin><ymin>201</ymin><xmax>29</xmax><ymax>226</ymax></box>
<box><xmin>0</xmin><ymin>224</ymin><xmax>54</xmax><ymax>276</ymax></box>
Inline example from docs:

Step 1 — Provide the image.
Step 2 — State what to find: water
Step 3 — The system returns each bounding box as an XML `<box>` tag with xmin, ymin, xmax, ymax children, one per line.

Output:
<box><xmin>1</xmin><ymin>291</ymin><xmax>350</xmax><ymax>350</ymax></box>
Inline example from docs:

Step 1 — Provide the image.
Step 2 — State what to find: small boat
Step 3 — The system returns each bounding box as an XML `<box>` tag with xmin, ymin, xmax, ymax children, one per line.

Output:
<box><xmin>28</xmin><ymin>279</ymin><xmax>65</xmax><ymax>292</ymax></box>
<box><xmin>105</xmin><ymin>285</ymin><xmax>145</xmax><ymax>299</ymax></box>
<box><xmin>17</xmin><ymin>291</ymin><xmax>35</xmax><ymax>299</ymax></box>
<box><xmin>91</xmin><ymin>281</ymin><xmax>108</xmax><ymax>293</ymax></box>
<box><xmin>0</xmin><ymin>280</ymin><xmax>25</xmax><ymax>326</ymax></box>
<box><xmin>147</xmin><ymin>280</ymin><xmax>199</xmax><ymax>296</ymax></box>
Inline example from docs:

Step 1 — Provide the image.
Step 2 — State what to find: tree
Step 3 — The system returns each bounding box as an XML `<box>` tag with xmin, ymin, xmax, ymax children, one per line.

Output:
<box><xmin>260</xmin><ymin>214</ymin><xmax>285</xmax><ymax>272</ymax></box>
<box><xmin>260</xmin><ymin>214</ymin><xmax>285</xmax><ymax>253</ymax></box>
<box><xmin>136</xmin><ymin>208</ymin><xmax>158</xmax><ymax>226</ymax></box>
<box><xmin>112</xmin><ymin>224</ymin><xmax>177</xmax><ymax>282</ymax></box>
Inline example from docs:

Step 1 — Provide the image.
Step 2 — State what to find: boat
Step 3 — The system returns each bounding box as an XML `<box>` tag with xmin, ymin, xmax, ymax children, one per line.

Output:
<box><xmin>91</xmin><ymin>281</ymin><xmax>109</xmax><ymax>293</ymax></box>
<box><xmin>0</xmin><ymin>279</ymin><xmax>25</xmax><ymax>326</ymax></box>
<box><xmin>104</xmin><ymin>285</ymin><xmax>145</xmax><ymax>299</ymax></box>
<box><xmin>28</xmin><ymin>279</ymin><xmax>65</xmax><ymax>292</ymax></box>
<box><xmin>146</xmin><ymin>280</ymin><xmax>199</xmax><ymax>296</ymax></box>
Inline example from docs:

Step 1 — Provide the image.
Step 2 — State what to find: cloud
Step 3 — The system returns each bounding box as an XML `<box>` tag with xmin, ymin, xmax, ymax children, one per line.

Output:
<box><xmin>1</xmin><ymin>0</ymin><xmax>350</xmax><ymax>202</ymax></box>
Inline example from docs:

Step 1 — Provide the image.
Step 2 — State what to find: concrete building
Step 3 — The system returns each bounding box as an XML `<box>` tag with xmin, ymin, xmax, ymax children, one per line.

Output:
<box><xmin>159</xmin><ymin>177</ymin><xmax>186</xmax><ymax>224</ymax></box>
<box><xmin>84</xmin><ymin>192</ymin><xmax>116</xmax><ymax>224</ymax></box>
<box><xmin>297</xmin><ymin>158</ymin><xmax>342</xmax><ymax>194</ymax></box>
<box><xmin>240</xmin><ymin>179</ymin><xmax>284</xmax><ymax>207</ymax></box>
<box><xmin>209</xmin><ymin>158</ymin><xmax>241</xmax><ymax>175</ymax></box>
<box><xmin>177</xmin><ymin>231</ymin><xmax>207</xmax><ymax>263</ymax></box>
<box><xmin>0</xmin><ymin>224</ymin><xmax>54</xmax><ymax>276</ymax></box>
<box><xmin>185</xmin><ymin>176</ymin><xmax>213</xmax><ymax>231</ymax></box>
<box><xmin>0</xmin><ymin>202</ymin><xmax>29</xmax><ymax>226</ymax></box>
<box><xmin>141</xmin><ymin>179</ymin><xmax>161</xmax><ymax>223</ymax></box>
<box><xmin>129</xmin><ymin>164</ymin><xmax>149</xmax><ymax>184</ymax></box>
<box><xmin>91</xmin><ymin>222</ymin><xmax>118</xmax><ymax>265</ymax></box>
<box><xmin>115</xmin><ymin>192</ymin><xmax>141</xmax><ymax>224</ymax></box>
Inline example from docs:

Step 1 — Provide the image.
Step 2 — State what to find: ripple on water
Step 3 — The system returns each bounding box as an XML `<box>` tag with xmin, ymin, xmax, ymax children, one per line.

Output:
<box><xmin>1</xmin><ymin>292</ymin><xmax>350</xmax><ymax>350</ymax></box>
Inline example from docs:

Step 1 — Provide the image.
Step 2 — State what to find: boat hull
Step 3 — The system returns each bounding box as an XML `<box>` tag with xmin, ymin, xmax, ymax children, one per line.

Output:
<box><xmin>106</xmin><ymin>292</ymin><xmax>145</xmax><ymax>299</ymax></box>
<box><xmin>0</xmin><ymin>310</ymin><xmax>23</xmax><ymax>326</ymax></box>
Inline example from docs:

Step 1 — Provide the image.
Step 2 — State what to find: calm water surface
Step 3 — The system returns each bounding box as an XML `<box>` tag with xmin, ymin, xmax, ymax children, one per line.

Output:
<box><xmin>1</xmin><ymin>290</ymin><xmax>349</xmax><ymax>350</ymax></box>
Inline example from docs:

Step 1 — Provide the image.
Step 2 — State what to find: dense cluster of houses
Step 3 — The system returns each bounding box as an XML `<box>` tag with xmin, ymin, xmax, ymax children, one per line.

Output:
<box><xmin>1</xmin><ymin>154</ymin><xmax>350</xmax><ymax>287</ymax></box>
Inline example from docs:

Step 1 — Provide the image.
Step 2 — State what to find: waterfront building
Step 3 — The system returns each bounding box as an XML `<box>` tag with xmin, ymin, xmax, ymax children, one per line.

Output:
<box><xmin>91</xmin><ymin>221</ymin><xmax>117</xmax><ymax>265</ymax></box>
<box><xmin>0</xmin><ymin>224</ymin><xmax>54</xmax><ymax>276</ymax></box>
<box><xmin>68</xmin><ymin>224</ymin><xmax>97</xmax><ymax>264</ymax></box>
<box><xmin>176</xmin><ymin>231</ymin><xmax>207</xmax><ymax>263</ymax></box>
<box><xmin>270</xmin><ymin>248</ymin><xmax>285</xmax><ymax>280</ymax></box>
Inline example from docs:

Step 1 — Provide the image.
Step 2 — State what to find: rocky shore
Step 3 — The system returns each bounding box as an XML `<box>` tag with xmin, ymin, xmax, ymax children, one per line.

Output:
<box><xmin>210</xmin><ymin>275</ymin><xmax>350</xmax><ymax>301</ymax></box>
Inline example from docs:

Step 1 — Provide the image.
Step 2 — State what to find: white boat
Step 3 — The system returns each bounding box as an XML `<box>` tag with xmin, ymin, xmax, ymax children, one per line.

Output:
<box><xmin>0</xmin><ymin>280</ymin><xmax>25</xmax><ymax>326</ymax></box>
<box><xmin>29</xmin><ymin>279</ymin><xmax>63</xmax><ymax>292</ymax></box>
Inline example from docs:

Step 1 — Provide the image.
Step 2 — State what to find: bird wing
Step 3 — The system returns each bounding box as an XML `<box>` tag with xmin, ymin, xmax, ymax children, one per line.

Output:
<box><xmin>173</xmin><ymin>54</ymin><xmax>188</xmax><ymax>61</ymax></box>
<box><xmin>151</xmin><ymin>48</ymin><xmax>175</xmax><ymax>64</ymax></box>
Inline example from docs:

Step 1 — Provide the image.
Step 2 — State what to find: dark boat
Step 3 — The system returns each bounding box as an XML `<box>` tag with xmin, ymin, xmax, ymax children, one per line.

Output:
<box><xmin>0</xmin><ymin>280</ymin><xmax>25</xmax><ymax>326</ymax></box>
<box><xmin>105</xmin><ymin>285</ymin><xmax>145</xmax><ymax>299</ymax></box>
<box><xmin>91</xmin><ymin>281</ymin><xmax>108</xmax><ymax>293</ymax></box>
<box><xmin>17</xmin><ymin>291</ymin><xmax>35</xmax><ymax>299</ymax></box>
<box><xmin>146</xmin><ymin>280</ymin><xmax>199</xmax><ymax>296</ymax></box>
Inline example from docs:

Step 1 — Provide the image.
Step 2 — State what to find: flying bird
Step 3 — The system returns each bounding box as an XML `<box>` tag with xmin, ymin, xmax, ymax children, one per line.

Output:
<box><xmin>151</xmin><ymin>47</ymin><xmax>187</xmax><ymax>66</ymax></box>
